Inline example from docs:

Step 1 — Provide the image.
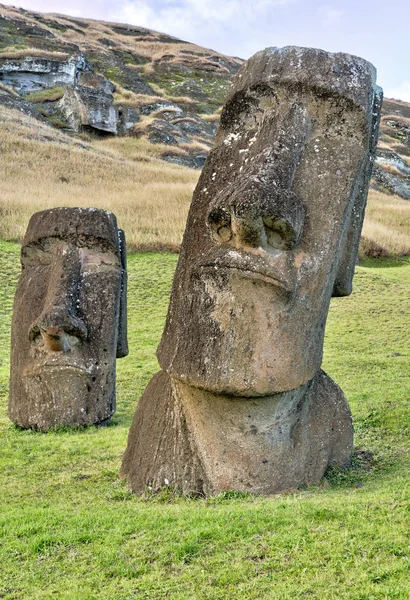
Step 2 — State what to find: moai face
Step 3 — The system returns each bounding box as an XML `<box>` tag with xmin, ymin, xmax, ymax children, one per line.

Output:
<box><xmin>158</xmin><ymin>47</ymin><xmax>382</xmax><ymax>396</ymax></box>
<box><xmin>9</xmin><ymin>208</ymin><xmax>128</xmax><ymax>430</ymax></box>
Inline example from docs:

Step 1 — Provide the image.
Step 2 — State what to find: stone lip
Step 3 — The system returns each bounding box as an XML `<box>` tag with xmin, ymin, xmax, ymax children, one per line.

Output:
<box><xmin>192</xmin><ymin>246</ymin><xmax>295</xmax><ymax>294</ymax></box>
<box><xmin>22</xmin><ymin>354</ymin><xmax>88</xmax><ymax>377</ymax></box>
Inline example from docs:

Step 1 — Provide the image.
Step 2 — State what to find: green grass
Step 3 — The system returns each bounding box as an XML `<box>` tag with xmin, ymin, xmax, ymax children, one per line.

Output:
<box><xmin>24</xmin><ymin>87</ymin><xmax>65</xmax><ymax>104</ymax></box>
<box><xmin>1</xmin><ymin>241</ymin><xmax>410</xmax><ymax>599</ymax></box>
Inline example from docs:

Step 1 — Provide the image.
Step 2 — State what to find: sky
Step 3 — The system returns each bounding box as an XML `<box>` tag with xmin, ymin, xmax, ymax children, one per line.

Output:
<box><xmin>7</xmin><ymin>0</ymin><xmax>410</xmax><ymax>101</ymax></box>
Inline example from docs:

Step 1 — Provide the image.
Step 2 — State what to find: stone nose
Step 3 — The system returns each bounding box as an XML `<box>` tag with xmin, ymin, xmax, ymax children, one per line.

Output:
<box><xmin>28</xmin><ymin>245</ymin><xmax>87</xmax><ymax>352</ymax></box>
<box><xmin>208</xmin><ymin>187</ymin><xmax>264</xmax><ymax>250</ymax></box>
<box><xmin>30</xmin><ymin>309</ymin><xmax>87</xmax><ymax>352</ymax></box>
<box><xmin>208</xmin><ymin>186</ymin><xmax>305</xmax><ymax>252</ymax></box>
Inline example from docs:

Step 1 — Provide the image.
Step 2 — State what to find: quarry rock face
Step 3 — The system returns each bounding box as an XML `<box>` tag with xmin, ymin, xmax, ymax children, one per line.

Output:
<box><xmin>59</xmin><ymin>76</ymin><xmax>118</xmax><ymax>134</ymax></box>
<box><xmin>122</xmin><ymin>46</ymin><xmax>382</xmax><ymax>496</ymax></box>
<box><xmin>0</xmin><ymin>53</ymin><xmax>90</xmax><ymax>92</ymax></box>
<box><xmin>373</xmin><ymin>148</ymin><xmax>410</xmax><ymax>200</ymax></box>
<box><xmin>9</xmin><ymin>207</ymin><xmax>128</xmax><ymax>431</ymax></box>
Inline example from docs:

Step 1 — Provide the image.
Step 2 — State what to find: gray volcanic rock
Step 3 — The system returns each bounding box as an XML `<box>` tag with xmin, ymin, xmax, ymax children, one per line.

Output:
<box><xmin>122</xmin><ymin>47</ymin><xmax>382</xmax><ymax>496</ymax></box>
<box><xmin>59</xmin><ymin>75</ymin><xmax>118</xmax><ymax>134</ymax></box>
<box><xmin>0</xmin><ymin>89</ymin><xmax>49</xmax><ymax>122</ymax></box>
<box><xmin>9</xmin><ymin>207</ymin><xmax>128</xmax><ymax>431</ymax></box>
<box><xmin>0</xmin><ymin>53</ymin><xmax>90</xmax><ymax>92</ymax></box>
<box><xmin>373</xmin><ymin>148</ymin><xmax>410</xmax><ymax>199</ymax></box>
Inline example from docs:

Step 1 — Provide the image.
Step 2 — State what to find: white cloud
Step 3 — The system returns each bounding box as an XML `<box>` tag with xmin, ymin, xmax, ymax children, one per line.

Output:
<box><xmin>110</xmin><ymin>0</ymin><xmax>295</xmax><ymax>48</ymax></box>
<box><xmin>384</xmin><ymin>81</ymin><xmax>410</xmax><ymax>103</ymax></box>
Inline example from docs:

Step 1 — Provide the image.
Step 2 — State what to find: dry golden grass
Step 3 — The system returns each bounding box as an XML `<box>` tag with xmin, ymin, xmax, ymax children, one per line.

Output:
<box><xmin>376</xmin><ymin>140</ymin><xmax>393</xmax><ymax>151</ymax></box>
<box><xmin>0</xmin><ymin>106</ymin><xmax>198</xmax><ymax>251</ymax></box>
<box><xmin>0</xmin><ymin>82</ymin><xmax>19</xmax><ymax>97</ymax></box>
<box><xmin>92</xmin><ymin>135</ymin><xmax>190</xmax><ymax>160</ymax></box>
<box><xmin>0</xmin><ymin>47</ymin><xmax>69</xmax><ymax>60</ymax></box>
<box><xmin>113</xmin><ymin>89</ymin><xmax>164</xmax><ymax>108</ymax></box>
<box><xmin>147</xmin><ymin>82</ymin><xmax>196</xmax><ymax>106</ymax></box>
<box><xmin>360</xmin><ymin>190</ymin><xmax>410</xmax><ymax>257</ymax></box>
<box><xmin>199</xmin><ymin>112</ymin><xmax>221</xmax><ymax>123</ymax></box>
<box><xmin>179</xmin><ymin>139</ymin><xmax>213</xmax><ymax>153</ymax></box>
<box><xmin>381</xmin><ymin>114</ymin><xmax>410</xmax><ymax>128</ymax></box>
<box><xmin>377</xmin><ymin>162</ymin><xmax>405</xmax><ymax>177</ymax></box>
<box><xmin>113</xmin><ymin>83</ymin><xmax>195</xmax><ymax>111</ymax></box>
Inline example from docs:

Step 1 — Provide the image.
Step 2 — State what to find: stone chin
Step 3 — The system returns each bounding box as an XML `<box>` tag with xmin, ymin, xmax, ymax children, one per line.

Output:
<box><xmin>21</xmin><ymin>366</ymin><xmax>115</xmax><ymax>431</ymax></box>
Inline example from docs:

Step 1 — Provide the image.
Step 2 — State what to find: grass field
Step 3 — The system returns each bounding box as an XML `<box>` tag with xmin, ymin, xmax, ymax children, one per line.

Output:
<box><xmin>1</xmin><ymin>240</ymin><xmax>409</xmax><ymax>599</ymax></box>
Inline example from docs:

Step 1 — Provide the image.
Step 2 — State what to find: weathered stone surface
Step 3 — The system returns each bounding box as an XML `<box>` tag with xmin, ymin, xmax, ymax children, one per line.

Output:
<box><xmin>373</xmin><ymin>148</ymin><xmax>410</xmax><ymax>199</ymax></box>
<box><xmin>121</xmin><ymin>369</ymin><xmax>353</xmax><ymax>496</ymax></box>
<box><xmin>158</xmin><ymin>46</ymin><xmax>382</xmax><ymax>395</ymax></box>
<box><xmin>122</xmin><ymin>46</ymin><xmax>382</xmax><ymax>495</ymax></box>
<box><xmin>0</xmin><ymin>91</ymin><xmax>49</xmax><ymax>122</ymax></box>
<box><xmin>59</xmin><ymin>80</ymin><xmax>118</xmax><ymax>134</ymax></box>
<box><xmin>161</xmin><ymin>151</ymin><xmax>207</xmax><ymax>169</ymax></box>
<box><xmin>9</xmin><ymin>207</ymin><xmax>128</xmax><ymax>431</ymax></box>
<box><xmin>0</xmin><ymin>54</ymin><xmax>90</xmax><ymax>93</ymax></box>
<box><xmin>117</xmin><ymin>105</ymin><xmax>140</xmax><ymax>134</ymax></box>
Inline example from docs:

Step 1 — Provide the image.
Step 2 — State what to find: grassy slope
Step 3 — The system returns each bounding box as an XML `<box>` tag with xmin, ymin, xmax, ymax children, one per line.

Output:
<box><xmin>1</xmin><ymin>241</ymin><xmax>409</xmax><ymax>599</ymax></box>
<box><xmin>0</xmin><ymin>106</ymin><xmax>198</xmax><ymax>251</ymax></box>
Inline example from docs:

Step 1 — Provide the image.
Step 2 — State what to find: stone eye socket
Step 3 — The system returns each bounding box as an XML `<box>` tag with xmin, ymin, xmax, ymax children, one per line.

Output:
<box><xmin>208</xmin><ymin>207</ymin><xmax>233</xmax><ymax>243</ymax></box>
<box><xmin>29</xmin><ymin>327</ymin><xmax>44</xmax><ymax>346</ymax></box>
<box><xmin>263</xmin><ymin>217</ymin><xmax>297</xmax><ymax>251</ymax></box>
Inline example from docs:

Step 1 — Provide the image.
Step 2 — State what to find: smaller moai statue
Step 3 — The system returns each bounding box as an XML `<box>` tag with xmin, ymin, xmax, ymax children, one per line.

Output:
<box><xmin>9</xmin><ymin>207</ymin><xmax>128</xmax><ymax>430</ymax></box>
<box><xmin>121</xmin><ymin>47</ymin><xmax>382</xmax><ymax>496</ymax></box>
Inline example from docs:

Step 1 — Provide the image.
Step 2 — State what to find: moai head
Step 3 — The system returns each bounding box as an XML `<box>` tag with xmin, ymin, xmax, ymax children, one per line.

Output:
<box><xmin>9</xmin><ymin>207</ymin><xmax>128</xmax><ymax>430</ymax></box>
<box><xmin>158</xmin><ymin>47</ymin><xmax>382</xmax><ymax>396</ymax></box>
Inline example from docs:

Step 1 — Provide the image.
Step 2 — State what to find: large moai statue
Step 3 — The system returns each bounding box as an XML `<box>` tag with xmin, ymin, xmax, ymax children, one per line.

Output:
<box><xmin>122</xmin><ymin>47</ymin><xmax>382</xmax><ymax>496</ymax></box>
<box><xmin>9</xmin><ymin>207</ymin><xmax>128</xmax><ymax>431</ymax></box>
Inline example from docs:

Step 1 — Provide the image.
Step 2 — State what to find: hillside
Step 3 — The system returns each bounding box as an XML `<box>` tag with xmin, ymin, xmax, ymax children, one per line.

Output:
<box><xmin>0</xmin><ymin>4</ymin><xmax>409</xmax><ymax>257</ymax></box>
<box><xmin>0</xmin><ymin>3</ymin><xmax>242</xmax><ymax>168</ymax></box>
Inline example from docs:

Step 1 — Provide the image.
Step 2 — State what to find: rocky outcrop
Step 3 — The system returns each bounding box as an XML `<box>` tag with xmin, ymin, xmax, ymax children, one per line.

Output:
<box><xmin>0</xmin><ymin>53</ymin><xmax>90</xmax><ymax>92</ymax></box>
<box><xmin>0</xmin><ymin>5</ymin><xmax>242</xmax><ymax>163</ymax></box>
<box><xmin>0</xmin><ymin>85</ymin><xmax>49</xmax><ymax>122</ymax></box>
<box><xmin>373</xmin><ymin>148</ymin><xmax>410</xmax><ymax>199</ymax></box>
<box><xmin>59</xmin><ymin>73</ymin><xmax>118</xmax><ymax>134</ymax></box>
<box><xmin>375</xmin><ymin>99</ymin><xmax>410</xmax><ymax>199</ymax></box>
<box><xmin>1</xmin><ymin>3</ymin><xmax>410</xmax><ymax>185</ymax></box>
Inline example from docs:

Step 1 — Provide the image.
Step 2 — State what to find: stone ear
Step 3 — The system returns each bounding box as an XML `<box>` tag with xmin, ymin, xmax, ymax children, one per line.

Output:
<box><xmin>332</xmin><ymin>87</ymin><xmax>383</xmax><ymax>297</ymax></box>
<box><xmin>116</xmin><ymin>229</ymin><xmax>129</xmax><ymax>358</ymax></box>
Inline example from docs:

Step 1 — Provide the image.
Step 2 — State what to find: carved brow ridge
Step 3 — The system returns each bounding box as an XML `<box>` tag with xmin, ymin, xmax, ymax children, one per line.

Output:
<box><xmin>23</xmin><ymin>235</ymin><xmax>119</xmax><ymax>253</ymax></box>
<box><xmin>222</xmin><ymin>79</ymin><xmax>362</xmax><ymax>126</ymax></box>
